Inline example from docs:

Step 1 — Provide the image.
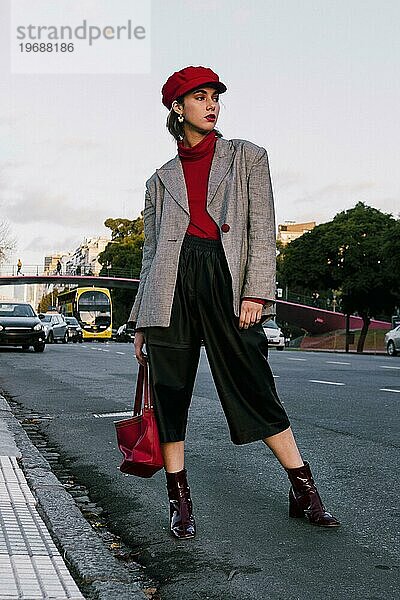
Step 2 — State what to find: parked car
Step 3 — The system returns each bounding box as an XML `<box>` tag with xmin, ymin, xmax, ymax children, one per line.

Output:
<box><xmin>115</xmin><ymin>323</ymin><xmax>135</xmax><ymax>343</ymax></box>
<box><xmin>65</xmin><ymin>317</ymin><xmax>83</xmax><ymax>343</ymax></box>
<box><xmin>39</xmin><ymin>312</ymin><xmax>68</xmax><ymax>344</ymax></box>
<box><xmin>0</xmin><ymin>301</ymin><xmax>46</xmax><ymax>352</ymax></box>
<box><xmin>262</xmin><ymin>319</ymin><xmax>285</xmax><ymax>350</ymax></box>
<box><xmin>384</xmin><ymin>325</ymin><xmax>400</xmax><ymax>356</ymax></box>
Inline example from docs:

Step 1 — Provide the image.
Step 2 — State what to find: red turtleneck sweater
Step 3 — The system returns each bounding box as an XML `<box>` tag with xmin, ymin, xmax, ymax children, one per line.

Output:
<box><xmin>177</xmin><ymin>130</ymin><xmax>220</xmax><ymax>239</ymax></box>
<box><xmin>177</xmin><ymin>132</ymin><xmax>266</xmax><ymax>307</ymax></box>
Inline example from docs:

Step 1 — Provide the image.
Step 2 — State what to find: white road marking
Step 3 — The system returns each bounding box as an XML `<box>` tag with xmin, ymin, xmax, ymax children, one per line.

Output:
<box><xmin>287</xmin><ymin>358</ymin><xmax>307</xmax><ymax>361</ymax></box>
<box><xmin>379</xmin><ymin>388</ymin><xmax>400</xmax><ymax>393</ymax></box>
<box><xmin>309</xmin><ymin>380</ymin><xmax>345</xmax><ymax>386</ymax></box>
<box><xmin>379</xmin><ymin>366</ymin><xmax>400</xmax><ymax>370</ymax></box>
<box><xmin>94</xmin><ymin>411</ymin><xmax>132</xmax><ymax>418</ymax></box>
<box><xmin>273</xmin><ymin>375</ymin><xmax>280</xmax><ymax>378</ymax></box>
<box><xmin>101</xmin><ymin>349</ymin><xmax>110</xmax><ymax>352</ymax></box>
<box><xmin>116</xmin><ymin>351</ymin><xmax>125</xmax><ymax>355</ymax></box>
<box><xmin>326</xmin><ymin>361</ymin><xmax>351</xmax><ymax>365</ymax></box>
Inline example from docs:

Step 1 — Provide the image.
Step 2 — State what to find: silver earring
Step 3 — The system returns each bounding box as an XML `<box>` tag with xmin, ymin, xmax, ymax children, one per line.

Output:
<box><xmin>178</xmin><ymin>114</ymin><xmax>184</xmax><ymax>123</ymax></box>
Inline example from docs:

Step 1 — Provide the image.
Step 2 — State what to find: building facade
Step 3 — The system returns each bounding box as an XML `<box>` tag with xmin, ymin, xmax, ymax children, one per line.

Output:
<box><xmin>277</xmin><ymin>221</ymin><xmax>316</xmax><ymax>246</ymax></box>
<box><xmin>64</xmin><ymin>237</ymin><xmax>110</xmax><ymax>276</ymax></box>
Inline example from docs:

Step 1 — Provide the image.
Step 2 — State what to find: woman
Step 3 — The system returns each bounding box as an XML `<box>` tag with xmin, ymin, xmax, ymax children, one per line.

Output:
<box><xmin>130</xmin><ymin>65</ymin><xmax>340</xmax><ymax>539</ymax></box>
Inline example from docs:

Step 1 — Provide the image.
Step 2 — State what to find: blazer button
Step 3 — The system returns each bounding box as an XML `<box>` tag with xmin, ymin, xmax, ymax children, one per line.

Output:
<box><xmin>221</xmin><ymin>223</ymin><xmax>230</xmax><ymax>233</ymax></box>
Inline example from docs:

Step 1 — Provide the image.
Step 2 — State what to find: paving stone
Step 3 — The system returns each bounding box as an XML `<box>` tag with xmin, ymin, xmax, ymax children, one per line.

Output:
<box><xmin>0</xmin><ymin>456</ymin><xmax>84</xmax><ymax>599</ymax></box>
<box><xmin>0</xmin><ymin>420</ymin><xmax>21</xmax><ymax>458</ymax></box>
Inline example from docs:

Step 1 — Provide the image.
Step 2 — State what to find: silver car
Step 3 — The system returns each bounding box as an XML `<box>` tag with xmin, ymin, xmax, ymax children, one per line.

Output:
<box><xmin>39</xmin><ymin>313</ymin><xmax>68</xmax><ymax>344</ymax></box>
<box><xmin>384</xmin><ymin>325</ymin><xmax>400</xmax><ymax>356</ymax></box>
<box><xmin>263</xmin><ymin>319</ymin><xmax>285</xmax><ymax>351</ymax></box>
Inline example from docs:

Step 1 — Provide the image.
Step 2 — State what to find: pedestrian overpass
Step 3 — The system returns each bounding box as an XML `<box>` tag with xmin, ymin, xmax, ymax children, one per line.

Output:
<box><xmin>0</xmin><ymin>274</ymin><xmax>391</xmax><ymax>334</ymax></box>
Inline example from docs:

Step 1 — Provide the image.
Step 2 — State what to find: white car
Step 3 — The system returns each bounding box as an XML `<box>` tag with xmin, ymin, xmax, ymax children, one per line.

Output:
<box><xmin>384</xmin><ymin>325</ymin><xmax>400</xmax><ymax>356</ymax></box>
<box><xmin>262</xmin><ymin>320</ymin><xmax>285</xmax><ymax>350</ymax></box>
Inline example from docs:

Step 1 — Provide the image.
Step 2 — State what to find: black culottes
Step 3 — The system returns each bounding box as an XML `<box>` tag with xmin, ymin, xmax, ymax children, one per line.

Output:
<box><xmin>144</xmin><ymin>233</ymin><xmax>291</xmax><ymax>445</ymax></box>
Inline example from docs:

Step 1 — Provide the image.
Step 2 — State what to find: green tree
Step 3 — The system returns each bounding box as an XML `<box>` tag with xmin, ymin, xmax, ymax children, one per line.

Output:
<box><xmin>37</xmin><ymin>289</ymin><xmax>59</xmax><ymax>313</ymax></box>
<box><xmin>280</xmin><ymin>202</ymin><xmax>400</xmax><ymax>352</ymax></box>
<box><xmin>98</xmin><ymin>215</ymin><xmax>144</xmax><ymax>327</ymax></box>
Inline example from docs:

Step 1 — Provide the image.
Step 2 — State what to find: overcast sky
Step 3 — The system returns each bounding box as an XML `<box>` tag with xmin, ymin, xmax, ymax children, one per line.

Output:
<box><xmin>1</xmin><ymin>0</ymin><xmax>399</xmax><ymax>268</ymax></box>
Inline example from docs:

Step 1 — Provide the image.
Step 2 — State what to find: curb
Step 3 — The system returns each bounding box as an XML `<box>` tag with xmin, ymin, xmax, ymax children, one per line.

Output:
<box><xmin>0</xmin><ymin>394</ymin><xmax>147</xmax><ymax>600</ymax></box>
<box><xmin>285</xmin><ymin>347</ymin><xmax>388</xmax><ymax>356</ymax></box>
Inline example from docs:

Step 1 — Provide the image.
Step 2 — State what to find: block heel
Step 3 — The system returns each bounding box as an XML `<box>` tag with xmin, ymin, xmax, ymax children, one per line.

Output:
<box><xmin>288</xmin><ymin>488</ymin><xmax>305</xmax><ymax>518</ymax></box>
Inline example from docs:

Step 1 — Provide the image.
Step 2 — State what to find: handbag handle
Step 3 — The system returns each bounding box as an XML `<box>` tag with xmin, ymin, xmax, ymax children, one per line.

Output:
<box><xmin>133</xmin><ymin>363</ymin><xmax>152</xmax><ymax>415</ymax></box>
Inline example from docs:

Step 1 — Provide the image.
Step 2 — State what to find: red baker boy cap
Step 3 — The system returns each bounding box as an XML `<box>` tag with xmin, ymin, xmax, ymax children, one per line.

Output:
<box><xmin>162</xmin><ymin>65</ymin><xmax>227</xmax><ymax>110</ymax></box>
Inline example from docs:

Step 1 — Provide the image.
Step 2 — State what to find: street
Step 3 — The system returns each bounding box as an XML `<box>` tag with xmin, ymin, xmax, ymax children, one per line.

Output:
<box><xmin>1</xmin><ymin>343</ymin><xmax>399</xmax><ymax>600</ymax></box>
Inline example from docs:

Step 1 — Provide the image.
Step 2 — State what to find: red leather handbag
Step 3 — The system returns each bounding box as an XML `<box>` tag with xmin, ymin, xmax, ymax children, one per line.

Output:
<box><xmin>114</xmin><ymin>362</ymin><xmax>164</xmax><ymax>477</ymax></box>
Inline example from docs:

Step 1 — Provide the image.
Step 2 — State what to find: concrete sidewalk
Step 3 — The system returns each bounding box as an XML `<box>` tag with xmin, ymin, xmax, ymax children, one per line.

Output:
<box><xmin>0</xmin><ymin>395</ymin><xmax>147</xmax><ymax>600</ymax></box>
<box><xmin>0</xmin><ymin>401</ymin><xmax>84</xmax><ymax>599</ymax></box>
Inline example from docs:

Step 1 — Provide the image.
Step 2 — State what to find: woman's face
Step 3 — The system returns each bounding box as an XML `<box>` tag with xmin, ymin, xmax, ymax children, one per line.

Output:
<box><xmin>174</xmin><ymin>86</ymin><xmax>220</xmax><ymax>134</ymax></box>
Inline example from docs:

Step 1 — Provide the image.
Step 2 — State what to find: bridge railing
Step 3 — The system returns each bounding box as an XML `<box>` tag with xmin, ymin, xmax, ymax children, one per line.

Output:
<box><xmin>0</xmin><ymin>264</ymin><xmax>138</xmax><ymax>279</ymax></box>
<box><xmin>282</xmin><ymin>290</ymin><xmax>342</xmax><ymax>312</ymax></box>
<box><xmin>0</xmin><ymin>264</ymin><xmax>45</xmax><ymax>276</ymax></box>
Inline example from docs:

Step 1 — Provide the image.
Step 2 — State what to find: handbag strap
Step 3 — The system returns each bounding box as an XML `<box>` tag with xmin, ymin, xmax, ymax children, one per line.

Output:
<box><xmin>143</xmin><ymin>362</ymin><xmax>151</xmax><ymax>410</ymax></box>
<box><xmin>133</xmin><ymin>362</ymin><xmax>152</xmax><ymax>415</ymax></box>
<box><xmin>133</xmin><ymin>364</ymin><xmax>144</xmax><ymax>415</ymax></box>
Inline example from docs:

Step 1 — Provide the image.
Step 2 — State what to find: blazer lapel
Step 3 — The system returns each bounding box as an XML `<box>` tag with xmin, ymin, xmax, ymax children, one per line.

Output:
<box><xmin>156</xmin><ymin>156</ymin><xmax>189</xmax><ymax>214</ymax></box>
<box><xmin>156</xmin><ymin>137</ymin><xmax>235</xmax><ymax>214</ymax></box>
<box><xmin>207</xmin><ymin>137</ymin><xmax>235</xmax><ymax>208</ymax></box>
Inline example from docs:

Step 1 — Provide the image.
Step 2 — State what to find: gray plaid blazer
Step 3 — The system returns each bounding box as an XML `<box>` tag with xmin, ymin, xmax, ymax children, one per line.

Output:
<box><xmin>129</xmin><ymin>136</ymin><xmax>277</xmax><ymax>328</ymax></box>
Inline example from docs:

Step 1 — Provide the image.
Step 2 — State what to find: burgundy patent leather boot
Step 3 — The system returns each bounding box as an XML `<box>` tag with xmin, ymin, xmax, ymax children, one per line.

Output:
<box><xmin>286</xmin><ymin>461</ymin><xmax>340</xmax><ymax>527</ymax></box>
<box><xmin>166</xmin><ymin>468</ymin><xmax>196</xmax><ymax>539</ymax></box>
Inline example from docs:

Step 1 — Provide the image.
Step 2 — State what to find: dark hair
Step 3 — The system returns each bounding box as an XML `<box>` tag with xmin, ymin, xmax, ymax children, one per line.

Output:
<box><xmin>166</xmin><ymin>93</ymin><xmax>223</xmax><ymax>142</ymax></box>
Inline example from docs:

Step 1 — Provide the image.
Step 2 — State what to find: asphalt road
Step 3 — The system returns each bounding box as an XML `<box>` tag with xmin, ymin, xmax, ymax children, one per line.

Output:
<box><xmin>1</xmin><ymin>342</ymin><xmax>399</xmax><ymax>600</ymax></box>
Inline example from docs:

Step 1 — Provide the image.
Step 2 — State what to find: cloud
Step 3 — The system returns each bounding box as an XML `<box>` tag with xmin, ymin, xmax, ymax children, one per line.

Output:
<box><xmin>275</xmin><ymin>170</ymin><xmax>304</xmax><ymax>190</ymax></box>
<box><xmin>275</xmin><ymin>180</ymin><xmax>396</xmax><ymax>226</ymax></box>
<box><xmin>295</xmin><ymin>181</ymin><xmax>375</xmax><ymax>204</ymax></box>
<box><xmin>2</xmin><ymin>187</ymin><xmax>107</xmax><ymax>227</ymax></box>
<box><xmin>23</xmin><ymin>234</ymin><xmax>82</xmax><ymax>252</ymax></box>
<box><xmin>38</xmin><ymin>137</ymin><xmax>101</xmax><ymax>150</ymax></box>
<box><xmin>22</xmin><ymin>236</ymin><xmax>49</xmax><ymax>252</ymax></box>
<box><xmin>0</xmin><ymin>115</ymin><xmax>15</xmax><ymax>127</ymax></box>
<box><xmin>0</xmin><ymin>159</ymin><xmax>26</xmax><ymax>172</ymax></box>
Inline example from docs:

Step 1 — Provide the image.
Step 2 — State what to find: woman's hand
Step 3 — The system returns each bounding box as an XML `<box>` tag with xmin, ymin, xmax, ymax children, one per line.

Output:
<box><xmin>134</xmin><ymin>331</ymin><xmax>147</xmax><ymax>365</ymax></box>
<box><xmin>239</xmin><ymin>300</ymin><xmax>263</xmax><ymax>329</ymax></box>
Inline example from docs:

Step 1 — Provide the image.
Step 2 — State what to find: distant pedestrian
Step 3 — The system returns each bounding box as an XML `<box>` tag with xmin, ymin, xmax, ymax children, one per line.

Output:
<box><xmin>17</xmin><ymin>258</ymin><xmax>22</xmax><ymax>275</ymax></box>
<box><xmin>56</xmin><ymin>260</ymin><xmax>62</xmax><ymax>275</ymax></box>
<box><xmin>131</xmin><ymin>66</ymin><xmax>340</xmax><ymax>540</ymax></box>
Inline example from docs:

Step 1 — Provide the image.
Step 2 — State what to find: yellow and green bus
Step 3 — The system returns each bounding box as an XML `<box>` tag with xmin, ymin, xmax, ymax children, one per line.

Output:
<box><xmin>57</xmin><ymin>287</ymin><xmax>112</xmax><ymax>340</ymax></box>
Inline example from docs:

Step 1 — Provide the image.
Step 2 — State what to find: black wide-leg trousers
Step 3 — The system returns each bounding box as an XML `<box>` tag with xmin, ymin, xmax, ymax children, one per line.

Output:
<box><xmin>144</xmin><ymin>233</ymin><xmax>291</xmax><ymax>445</ymax></box>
